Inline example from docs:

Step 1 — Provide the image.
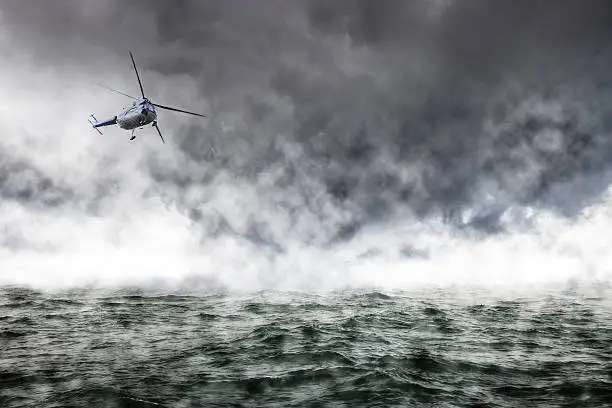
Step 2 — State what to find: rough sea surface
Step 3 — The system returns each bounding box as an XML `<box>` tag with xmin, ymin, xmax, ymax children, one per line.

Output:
<box><xmin>1</xmin><ymin>285</ymin><xmax>611</xmax><ymax>407</ymax></box>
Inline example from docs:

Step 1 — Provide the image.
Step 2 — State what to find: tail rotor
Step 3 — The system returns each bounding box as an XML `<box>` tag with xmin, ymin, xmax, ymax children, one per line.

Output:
<box><xmin>88</xmin><ymin>114</ymin><xmax>103</xmax><ymax>135</ymax></box>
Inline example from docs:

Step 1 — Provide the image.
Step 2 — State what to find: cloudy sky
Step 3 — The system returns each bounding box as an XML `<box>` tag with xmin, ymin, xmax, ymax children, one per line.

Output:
<box><xmin>1</xmin><ymin>0</ymin><xmax>612</xmax><ymax>291</ymax></box>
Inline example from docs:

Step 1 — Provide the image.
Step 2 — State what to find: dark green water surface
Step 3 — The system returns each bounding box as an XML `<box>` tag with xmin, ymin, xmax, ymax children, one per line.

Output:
<box><xmin>1</xmin><ymin>286</ymin><xmax>611</xmax><ymax>407</ymax></box>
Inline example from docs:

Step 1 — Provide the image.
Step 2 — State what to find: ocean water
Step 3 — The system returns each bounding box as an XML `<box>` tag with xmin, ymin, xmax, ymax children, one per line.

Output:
<box><xmin>1</xmin><ymin>285</ymin><xmax>611</xmax><ymax>407</ymax></box>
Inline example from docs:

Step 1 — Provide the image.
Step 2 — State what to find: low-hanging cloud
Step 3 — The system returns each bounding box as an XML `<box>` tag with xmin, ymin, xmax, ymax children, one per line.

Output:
<box><xmin>1</xmin><ymin>0</ymin><xmax>612</xmax><ymax>290</ymax></box>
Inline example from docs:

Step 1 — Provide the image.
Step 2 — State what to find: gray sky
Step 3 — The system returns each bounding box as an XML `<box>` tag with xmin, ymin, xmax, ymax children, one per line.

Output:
<box><xmin>1</xmin><ymin>1</ymin><xmax>612</xmax><ymax>290</ymax></box>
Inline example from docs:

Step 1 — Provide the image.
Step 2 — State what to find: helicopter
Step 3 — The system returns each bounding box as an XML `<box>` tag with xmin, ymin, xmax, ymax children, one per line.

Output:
<box><xmin>88</xmin><ymin>52</ymin><xmax>206</xmax><ymax>144</ymax></box>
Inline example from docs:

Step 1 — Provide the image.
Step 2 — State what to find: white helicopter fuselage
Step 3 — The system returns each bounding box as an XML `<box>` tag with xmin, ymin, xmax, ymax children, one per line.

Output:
<box><xmin>117</xmin><ymin>99</ymin><xmax>157</xmax><ymax>130</ymax></box>
<box><xmin>89</xmin><ymin>51</ymin><xmax>205</xmax><ymax>144</ymax></box>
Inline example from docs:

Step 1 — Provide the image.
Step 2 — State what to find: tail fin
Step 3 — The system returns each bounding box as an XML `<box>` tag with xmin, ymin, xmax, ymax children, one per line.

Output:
<box><xmin>88</xmin><ymin>114</ymin><xmax>103</xmax><ymax>135</ymax></box>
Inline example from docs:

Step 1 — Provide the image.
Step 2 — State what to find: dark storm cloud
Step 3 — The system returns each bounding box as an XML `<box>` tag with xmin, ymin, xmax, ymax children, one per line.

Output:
<box><xmin>0</xmin><ymin>147</ymin><xmax>74</xmax><ymax>209</ymax></box>
<box><xmin>0</xmin><ymin>145</ymin><xmax>123</xmax><ymax>218</ymax></box>
<box><xmin>3</xmin><ymin>0</ymin><xmax>612</xmax><ymax>244</ymax></box>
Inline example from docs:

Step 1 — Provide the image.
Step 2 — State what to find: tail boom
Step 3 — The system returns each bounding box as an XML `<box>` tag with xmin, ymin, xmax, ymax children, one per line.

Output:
<box><xmin>88</xmin><ymin>114</ymin><xmax>117</xmax><ymax>134</ymax></box>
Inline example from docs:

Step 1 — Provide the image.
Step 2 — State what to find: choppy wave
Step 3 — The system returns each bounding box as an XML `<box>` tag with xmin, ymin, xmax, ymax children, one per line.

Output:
<box><xmin>1</xmin><ymin>286</ymin><xmax>610</xmax><ymax>407</ymax></box>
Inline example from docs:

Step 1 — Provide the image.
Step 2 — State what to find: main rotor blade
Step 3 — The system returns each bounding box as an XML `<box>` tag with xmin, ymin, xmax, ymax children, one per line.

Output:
<box><xmin>95</xmin><ymin>83</ymin><xmax>138</xmax><ymax>100</ymax></box>
<box><xmin>129</xmin><ymin>51</ymin><xmax>146</xmax><ymax>98</ymax></box>
<box><xmin>151</xmin><ymin>103</ymin><xmax>207</xmax><ymax>118</ymax></box>
<box><xmin>153</xmin><ymin>123</ymin><xmax>165</xmax><ymax>144</ymax></box>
